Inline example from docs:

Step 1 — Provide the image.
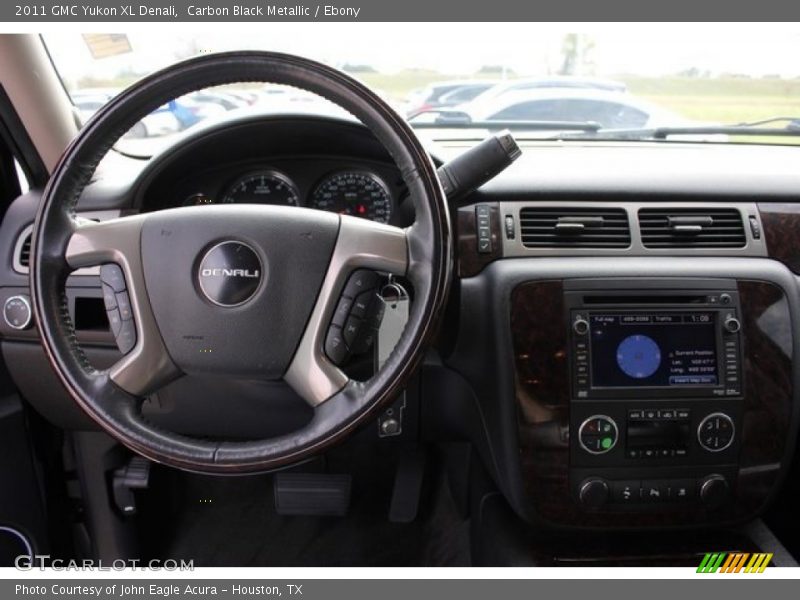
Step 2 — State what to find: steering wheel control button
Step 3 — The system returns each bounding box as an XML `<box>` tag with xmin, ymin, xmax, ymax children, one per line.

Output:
<box><xmin>101</xmin><ymin>284</ymin><xmax>117</xmax><ymax>310</ymax></box>
<box><xmin>331</xmin><ymin>297</ymin><xmax>353</xmax><ymax>327</ymax></box>
<box><xmin>698</xmin><ymin>412</ymin><xmax>735</xmax><ymax>452</ymax></box>
<box><xmin>351</xmin><ymin>291</ymin><xmax>375</xmax><ymax>319</ymax></box>
<box><xmin>3</xmin><ymin>295</ymin><xmax>33</xmax><ymax>330</ymax></box>
<box><xmin>116</xmin><ymin>291</ymin><xmax>133</xmax><ymax>321</ymax></box>
<box><xmin>325</xmin><ymin>270</ymin><xmax>387</xmax><ymax>365</ymax></box>
<box><xmin>324</xmin><ymin>326</ymin><xmax>347</xmax><ymax>365</ymax></box>
<box><xmin>343</xmin><ymin>269</ymin><xmax>379</xmax><ymax>299</ymax></box>
<box><xmin>107</xmin><ymin>308</ymin><xmax>123</xmax><ymax>337</ymax></box>
<box><xmin>197</xmin><ymin>241</ymin><xmax>263</xmax><ymax>307</ymax></box>
<box><xmin>100</xmin><ymin>264</ymin><xmax>127</xmax><ymax>293</ymax></box>
<box><xmin>578</xmin><ymin>415</ymin><xmax>618</xmax><ymax>455</ymax></box>
<box><xmin>343</xmin><ymin>316</ymin><xmax>363</xmax><ymax>347</ymax></box>
<box><xmin>116</xmin><ymin>320</ymin><xmax>137</xmax><ymax>355</ymax></box>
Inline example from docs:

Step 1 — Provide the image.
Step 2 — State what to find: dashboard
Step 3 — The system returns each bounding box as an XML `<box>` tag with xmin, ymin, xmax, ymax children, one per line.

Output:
<box><xmin>3</xmin><ymin>113</ymin><xmax>800</xmax><ymax>533</ymax></box>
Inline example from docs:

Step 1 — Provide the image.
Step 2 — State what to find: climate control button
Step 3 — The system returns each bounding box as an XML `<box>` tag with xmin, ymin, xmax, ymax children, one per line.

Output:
<box><xmin>578</xmin><ymin>415</ymin><xmax>618</xmax><ymax>454</ymax></box>
<box><xmin>698</xmin><ymin>412</ymin><xmax>735</xmax><ymax>452</ymax></box>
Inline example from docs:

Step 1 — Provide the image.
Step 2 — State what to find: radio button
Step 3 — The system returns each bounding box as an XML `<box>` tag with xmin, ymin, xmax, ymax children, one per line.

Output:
<box><xmin>698</xmin><ymin>413</ymin><xmax>735</xmax><ymax>452</ymax></box>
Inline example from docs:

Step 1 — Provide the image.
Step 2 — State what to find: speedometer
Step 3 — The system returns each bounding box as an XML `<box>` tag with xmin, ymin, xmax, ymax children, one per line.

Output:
<box><xmin>310</xmin><ymin>171</ymin><xmax>392</xmax><ymax>223</ymax></box>
<box><xmin>222</xmin><ymin>170</ymin><xmax>300</xmax><ymax>206</ymax></box>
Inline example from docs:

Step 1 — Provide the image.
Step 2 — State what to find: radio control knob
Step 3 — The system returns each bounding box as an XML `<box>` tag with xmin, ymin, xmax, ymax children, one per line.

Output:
<box><xmin>573</xmin><ymin>316</ymin><xmax>590</xmax><ymax>335</ymax></box>
<box><xmin>578</xmin><ymin>478</ymin><xmax>609</xmax><ymax>509</ymax></box>
<box><xmin>699</xmin><ymin>474</ymin><xmax>729</xmax><ymax>509</ymax></box>
<box><xmin>723</xmin><ymin>315</ymin><xmax>741</xmax><ymax>333</ymax></box>
<box><xmin>3</xmin><ymin>295</ymin><xmax>32</xmax><ymax>330</ymax></box>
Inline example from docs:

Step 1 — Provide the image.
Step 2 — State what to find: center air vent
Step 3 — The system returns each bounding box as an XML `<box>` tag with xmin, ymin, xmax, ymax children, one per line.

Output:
<box><xmin>638</xmin><ymin>208</ymin><xmax>746</xmax><ymax>248</ymax></box>
<box><xmin>519</xmin><ymin>207</ymin><xmax>631</xmax><ymax>248</ymax></box>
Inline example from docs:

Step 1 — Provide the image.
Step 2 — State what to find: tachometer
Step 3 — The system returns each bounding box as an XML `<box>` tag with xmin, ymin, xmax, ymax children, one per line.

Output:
<box><xmin>310</xmin><ymin>171</ymin><xmax>392</xmax><ymax>223</ymax></box>
<box><xmin>222</xmin><ymin>170</ymin><xmax>300</xmax><ymax>206</ymax></box>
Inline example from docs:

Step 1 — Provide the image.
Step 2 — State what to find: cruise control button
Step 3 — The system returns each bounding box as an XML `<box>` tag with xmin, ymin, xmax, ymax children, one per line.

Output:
<box><xmin>116</xmin><ymin>320</ymin><xmax>136</xmax><ymax>354</ymax></box>
<box><xmin>100</xmin><ymin>264</ymin><xmax>126</xmax><ymax>293</ymax></box>
<box><xmin>107</xmin><ymin>308</ymin><xmax>123</xmax><ymax>337</ymax></box>
<box><xmin>343</xmin><ymin>270</ymin><xmax>378</xmax><ymax>299</ymax></box>
<box><xmin>101</xmin><ymin>284</ymin><xmax>117</xmax><ymax>310</ymax></box>
<box><xmin>116</xmin><ymin>291</ymin><xmax>133</xmax><ymax>321</ymax></box>
<box><xmin>331</xmin><ymin>296</ymin><xmax>353</xmax><ymax>327</ymax></box>
<box><xmin>324</xmin><ymin>326</ymin><xmax>347</xmax><ymax>365</ymax></box>
<box><xmin>343</xmin><ymin>316</ymin><xmax>363</xmax><ymax>347</ymax></box>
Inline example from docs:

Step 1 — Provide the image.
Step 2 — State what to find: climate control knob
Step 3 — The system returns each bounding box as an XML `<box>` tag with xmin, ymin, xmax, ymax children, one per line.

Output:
<box><xmin>698</xmin><ymin>412</ymin><xmax>735</xmax><ymax>452</ymax></box>
<box><xmin>578</xmin><ymin>415</ymin><xmax>618</xmax><ymax>454</ymax></box>
<box><xmin>578</xmin><ymin>478</ymin><xmax>609</xmax><ymax>509</ymax></box>
<box><xmin>699</xmin><ymin>474</ymin><xmax>729</xmax><ymax>509</ymax></box>
<box><xmin>573</xmin><ymin>316</ymin><xmax>590</xmax><ymax>335</ymax></box>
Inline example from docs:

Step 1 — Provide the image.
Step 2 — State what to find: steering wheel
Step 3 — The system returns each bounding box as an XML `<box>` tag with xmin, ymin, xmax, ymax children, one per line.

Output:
<box><xmin>30</xmin><ymin>52</ymin><xmax>451</xmax><ymax>473</ymax></box>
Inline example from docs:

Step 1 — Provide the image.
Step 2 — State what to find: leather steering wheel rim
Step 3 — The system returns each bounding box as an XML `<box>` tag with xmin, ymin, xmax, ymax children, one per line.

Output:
<box><xmin>30</xmin><ymin>51</ymin><xmax>451</xmax><ymax>473</ymax></box>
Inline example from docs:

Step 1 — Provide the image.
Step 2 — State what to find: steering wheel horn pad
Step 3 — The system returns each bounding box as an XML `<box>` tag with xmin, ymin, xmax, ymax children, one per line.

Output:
<box><xmin>31</xmin><ymin>52</ymin><xmax>451</xmax><ymax>473</ymax></box>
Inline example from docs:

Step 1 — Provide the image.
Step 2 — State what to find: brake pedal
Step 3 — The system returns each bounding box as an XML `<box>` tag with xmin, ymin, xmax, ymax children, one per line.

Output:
<box><xmin>274</xmin><ymin>473</ymin><xmax>351</xmax><ymax>517</ymax></box>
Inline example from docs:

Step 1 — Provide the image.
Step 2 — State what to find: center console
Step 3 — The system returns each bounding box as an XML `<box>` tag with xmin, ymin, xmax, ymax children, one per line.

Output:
<box><xmin>565</xmin><ymin>284</ymin><xmax>743</xmax><ymax>511</ymax></box>
<box><xmin>506</xmin><ymin>271</ymin><xmax>796</xmax><ymax>528</ymax></box>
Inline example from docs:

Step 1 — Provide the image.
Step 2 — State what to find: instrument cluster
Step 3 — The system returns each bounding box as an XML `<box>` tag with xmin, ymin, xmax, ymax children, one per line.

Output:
<box><xmin>181</xmin><ymin>166</ymin><xmax>395</xmax><ymax>224</ymax></box>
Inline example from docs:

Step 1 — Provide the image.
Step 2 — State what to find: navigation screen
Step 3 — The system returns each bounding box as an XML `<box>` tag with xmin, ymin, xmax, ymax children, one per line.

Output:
<box><xmin>589</xmin><ymin>313</ymin><xmax>718</xmax><ymax>388</ymax></box>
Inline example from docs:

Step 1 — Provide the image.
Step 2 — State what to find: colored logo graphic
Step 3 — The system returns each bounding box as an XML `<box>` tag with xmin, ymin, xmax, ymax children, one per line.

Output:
<box><xmin>616</xmin><ymin>334</ymin><xmax>661</xmax><ymax>379</ymax></box>
<box><xmin>697</xmin><ymin>552</ymin><xmax>773</xmax><ymax>573</ymax></box>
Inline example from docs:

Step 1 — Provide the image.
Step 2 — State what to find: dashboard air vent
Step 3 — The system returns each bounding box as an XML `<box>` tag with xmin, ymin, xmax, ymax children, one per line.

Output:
<box><xmin>519</xmin><ymin>207</ymin><xmax>631</xmax><ymax>248</ymax></box>
<box><xmin>17</xmin><ymin>232</ymin><xmax>31</xmax><ymax>269</ymax></box>
<box><xmin>638</xmin><ymin>208</ymin><xmax>746</xmax><ymax>248</ymax></box>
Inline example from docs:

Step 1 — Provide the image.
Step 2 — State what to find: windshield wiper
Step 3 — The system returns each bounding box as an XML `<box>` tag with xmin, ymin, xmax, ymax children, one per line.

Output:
<box><xmin>408</xmin><ymin>110</ymin><xmax>602</xmax><ymax>132</ymax></box>
<box><xmin>411</xmin><ymin>118</ymin><xmax>602</xmax><ymax>132</ymax></box>
<box><xmin>571</xmin><ymin>116</ymin><xmax>800</xmax><ymax>140</ymax></box>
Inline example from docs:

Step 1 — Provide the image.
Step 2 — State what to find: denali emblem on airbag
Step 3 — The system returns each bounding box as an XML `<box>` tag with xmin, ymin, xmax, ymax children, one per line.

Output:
<box><xmin>197</xmin><ymin>241</ymin><xmax>263</xmax><ymax>306</ymax></box>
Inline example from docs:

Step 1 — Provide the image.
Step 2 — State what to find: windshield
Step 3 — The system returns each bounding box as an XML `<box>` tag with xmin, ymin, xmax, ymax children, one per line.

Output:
<box><xmin>43</xmin><ymin>25</ymin><xmax>800</xmax><ymax>151</ymax></box>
